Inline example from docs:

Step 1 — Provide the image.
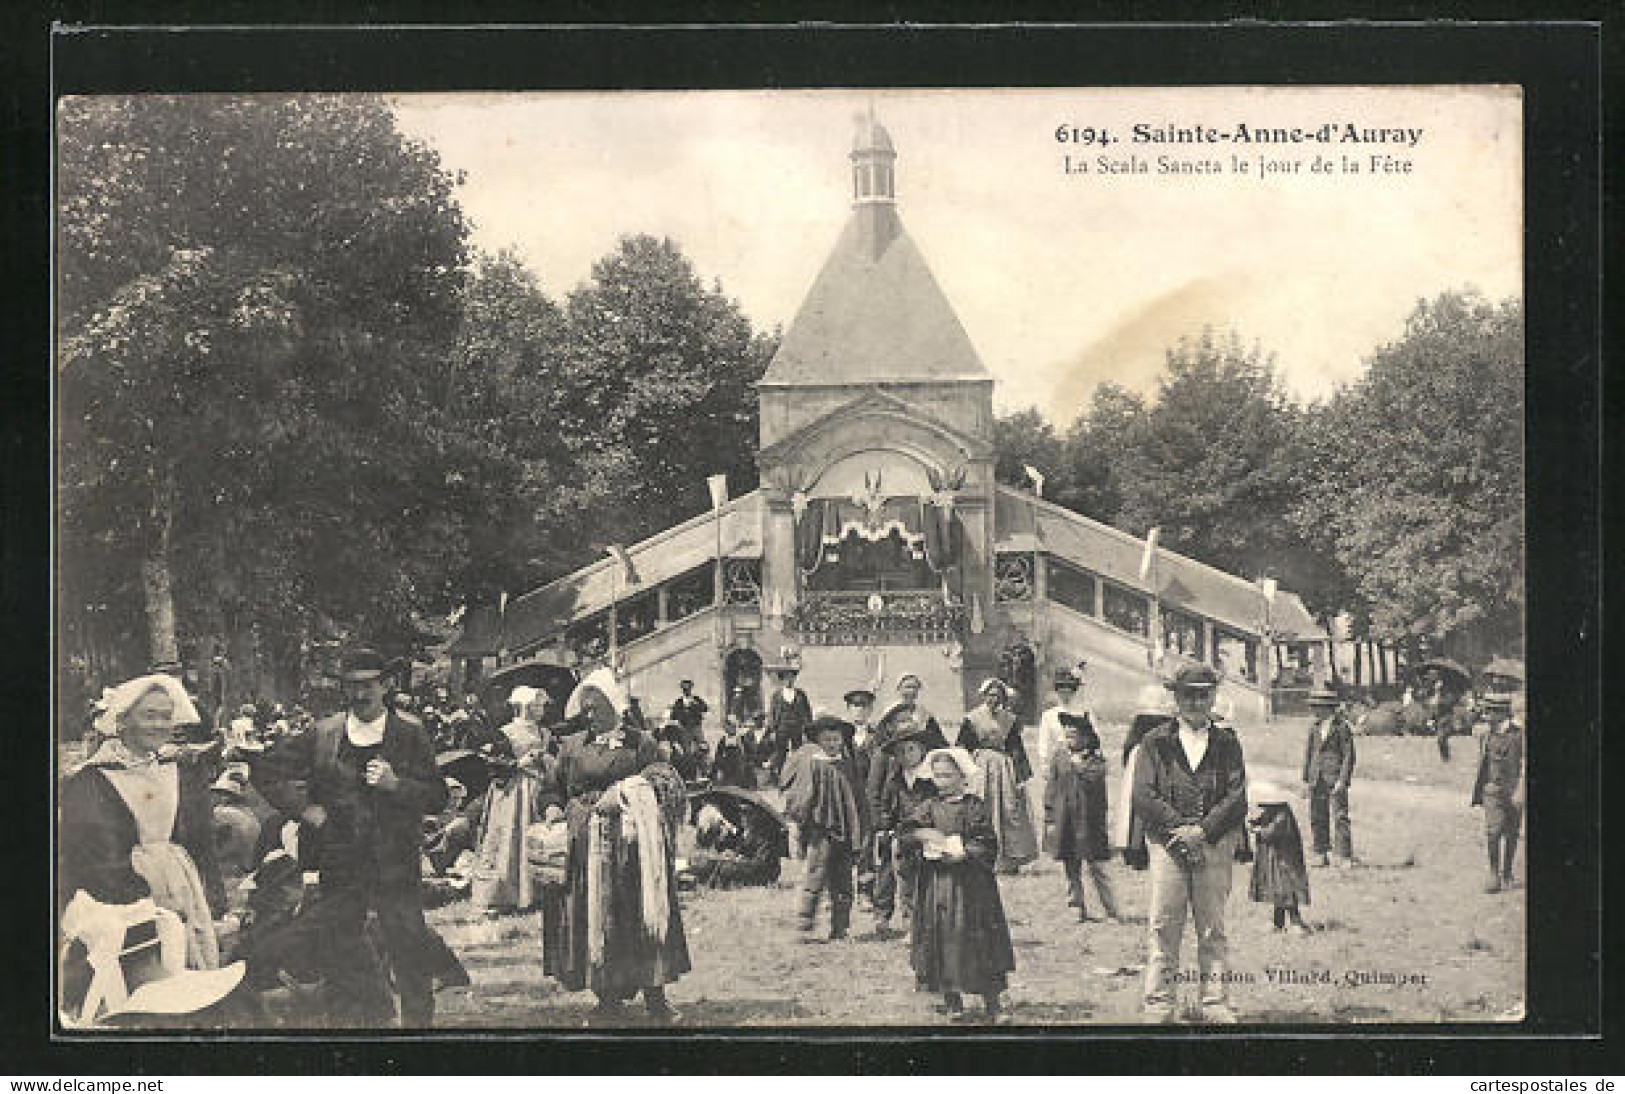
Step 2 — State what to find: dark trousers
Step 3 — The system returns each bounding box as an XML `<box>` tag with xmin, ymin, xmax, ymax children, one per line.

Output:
<box><xmin>1308</xmin><ymin>780</ymin><xmax>1353</xmax><ymax>860</ymax></box>
<box><xmin>797</xmin><ymin>828</ymin><xmax>854</xmax><ymax>928</ymax></box>
<box><xmin>308</xmin><ymin>872</ymin><xmax>437</xmax><ymax>1027</ymax></box>
<box><xmin>871</xmin><ymin>835</ymin><xmax>918</xmax><ymax>920</ymax></box>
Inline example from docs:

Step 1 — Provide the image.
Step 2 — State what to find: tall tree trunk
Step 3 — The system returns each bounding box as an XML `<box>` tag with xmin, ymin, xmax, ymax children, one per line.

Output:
<box><xmin>141</xmin><ymin>462</ymin><xmax>180</xmax><ymax>667</ymax></box>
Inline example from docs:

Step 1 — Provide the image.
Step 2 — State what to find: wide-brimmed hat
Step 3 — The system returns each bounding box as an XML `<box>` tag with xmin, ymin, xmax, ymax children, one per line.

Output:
<box><xmin>766</xmin><ymin>663</ymin><xmax>800</xmax><ymax>677</ymax></box>
<box><xmin>884</xmin><ymin>723</ymin><xmax>933</xmax><ymax>751</ymax></box>
<box><xmin>1163</xmin><ymin>663</ymin><xmax>1221</xmax><ymax>692</ymax></box>
<box><xmin>1053</xmin><ymin>667</ymin><xmax>1082</xmax><ymax>691</ymax></box>
<box><xmin>338</xmin><ymin>648</ymin><xmax>389</xmax><ymax>682</ymax></box>
<box><xmin>843</xmin><ymin>688</ymin><xmax>876</xmax><ymax>707</ymax></box>
<box><xmin>1307</xmin><ymin>684</ymin><xmax>1341</xmax><ymax>707</ymax></box>
<box><xmin>806</xmin><ymin>715</ymin><xmax>852</xmax><ymax>741</ymax></box>
<box><xmin>679</xmin><ymin>678</ymin><xmax>695</xmax><ymax>688</ymax></box>
<box><xmin>894</xmin><ymin>673</ymin><xmax>923</xmax><ymax>690</ymax></box>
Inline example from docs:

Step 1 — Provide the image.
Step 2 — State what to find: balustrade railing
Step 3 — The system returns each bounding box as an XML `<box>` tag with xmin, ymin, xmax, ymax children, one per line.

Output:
<box><xmin>786</xmin><ymin>590</ymin><xmax>967</xmax><ymax>645</ymax></box>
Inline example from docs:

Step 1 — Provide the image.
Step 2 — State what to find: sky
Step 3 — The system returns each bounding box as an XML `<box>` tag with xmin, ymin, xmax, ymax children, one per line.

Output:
<box><xmin>390</xmin><ymin>87</ymin><xmax>1521</xmax><ymax>423</ymax></box>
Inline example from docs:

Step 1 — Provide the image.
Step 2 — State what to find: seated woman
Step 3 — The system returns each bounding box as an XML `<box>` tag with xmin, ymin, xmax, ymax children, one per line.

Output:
<box><xmin>59</xmin><ymin>674</ymin><xmax>225</xmax><ymax>972</ymax></box>
<box><xmin>546</xmin><ymin>668</ymin><xmax>691</xmax><ymax>1022</ymax></box>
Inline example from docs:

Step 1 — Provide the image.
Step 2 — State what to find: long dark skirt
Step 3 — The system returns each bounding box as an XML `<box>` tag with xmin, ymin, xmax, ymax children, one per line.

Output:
<box><xmin>910</xmin><ymin>859</ymin><xmax>1016</xmax><ymax>996</ymax></box>
<box><xmin>546</xmin><ymin>800</ymin><xmax>691</xmax><ymax>999</ymax></box>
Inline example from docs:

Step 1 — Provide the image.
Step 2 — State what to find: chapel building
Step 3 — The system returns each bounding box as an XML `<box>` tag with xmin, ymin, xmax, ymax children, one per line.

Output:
<box><xmin>449</xmin><ymin>112</ymin><xmax>1323</xmax><ymax>726</ymax></box>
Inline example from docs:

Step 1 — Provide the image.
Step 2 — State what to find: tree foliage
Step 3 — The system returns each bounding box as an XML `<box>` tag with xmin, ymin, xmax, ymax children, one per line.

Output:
<box><xmin>1300</xmin><ymin>291</ymin><xmax>1524</xmax><ymax>652</ymax></box>
<box><xmin>57</xmin><ymin>99</ymin><xmax>777</xmax><ymax>697</ymax></box>
<box><xmin>995</xmin><ymin>296</ymin><xmax>1524</xmax><ymax>659</ymax></box>
<box><xmin>58</xmin><ymin>94</ymin><xmax>474</xmax><ymax>682</ymax></box>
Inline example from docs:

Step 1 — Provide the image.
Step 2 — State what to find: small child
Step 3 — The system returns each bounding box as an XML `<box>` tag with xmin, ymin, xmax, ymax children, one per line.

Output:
<box><xmin>1043</xmin><ymin>714</ymin><xmax>1120</xmax><ymax>923</ymax></box>
<box><xmin>900</xmin><ymin>747</ymin><xmax>1017</xmax><ymax>1023</ymax></box>
<box><xmin>782</xmin><ymin>716</ymin><xmax>865</xmax><ymax>940</ymax></box>
<box><xmin>1246</xmin><ymin>781</ymin><xmax>1312</xmax><ymax>935</ymax></box>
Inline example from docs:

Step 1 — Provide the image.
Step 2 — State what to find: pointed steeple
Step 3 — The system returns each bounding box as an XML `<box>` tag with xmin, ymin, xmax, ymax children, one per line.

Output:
<box><xmin>759</xmin><ymin>110</ymin><xmax>989</xmax><ymax>391</ymax></box>
<box><xmin>850</xmin><ymin>104</ymin><xmax>896</xmax><ymax>205</ymax></box>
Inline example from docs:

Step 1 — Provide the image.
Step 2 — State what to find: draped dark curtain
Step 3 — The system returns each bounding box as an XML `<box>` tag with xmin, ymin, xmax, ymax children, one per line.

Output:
<box><xmin>796</xmin><ymin>498</ymin><xmax>833</xmax><ymax>575</ymax></box>
<box><xmin>921</xmin><ymin>500</ymin><xmax>961</xmax><ymax>573</ymax></box>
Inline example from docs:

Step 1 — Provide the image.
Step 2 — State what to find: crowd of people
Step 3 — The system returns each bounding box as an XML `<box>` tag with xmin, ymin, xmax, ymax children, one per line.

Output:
<box><xmin>55</xmin><ymin>645</ymin><xmax>1525</xmax><ymax>1029</ymax></box>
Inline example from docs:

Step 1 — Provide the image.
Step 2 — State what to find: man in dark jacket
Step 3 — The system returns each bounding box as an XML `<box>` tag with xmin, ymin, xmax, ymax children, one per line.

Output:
<box><xmin>1132</xmin><ymin>663</ymin><xmax>1248</xmax><ymax>1024</ymax></box>
<box><xmin>1301</xmin><ymin>685</ymin><xmax>1357</xmax><ymax>867</ymax></box>
<box><xmin>253</xmin><ymin>648</ymin><xmax>449</xmax><ymax>1027</ymax></box>
<box><xmin>764</xmin><ymin>665</ymin><xmax>813</xmax><ymax>782</ymax></box>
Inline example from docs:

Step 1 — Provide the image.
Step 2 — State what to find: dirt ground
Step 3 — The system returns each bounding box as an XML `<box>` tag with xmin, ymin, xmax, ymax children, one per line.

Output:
<box><xmin>429</xmin><ymin>716</ymin><xmax>1523</xmax><ymax>1028</ymax></box>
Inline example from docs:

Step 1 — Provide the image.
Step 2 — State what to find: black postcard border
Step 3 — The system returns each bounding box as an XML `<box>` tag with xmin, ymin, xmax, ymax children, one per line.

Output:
<box><xmin>3</xmin><ymin>12</ymin><xmax>1609</xmax><ymax>1075</ymax></box>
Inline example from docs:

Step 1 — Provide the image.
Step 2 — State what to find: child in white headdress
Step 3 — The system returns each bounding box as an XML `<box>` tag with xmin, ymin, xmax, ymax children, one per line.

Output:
<box><xmin>897</xmin><ymin>747</ymin><xmax>1016</xmax><ymax>1023</ymax></box>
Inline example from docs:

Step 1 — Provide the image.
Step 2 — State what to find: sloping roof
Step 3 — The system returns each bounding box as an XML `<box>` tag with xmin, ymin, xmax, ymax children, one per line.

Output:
<box><xmin>758</xmin><ymin>204</ymin><xmax>990</xmax><ymax>388</ymax></box>
<box><xmin>994</xmin><ymin>487</ymin><xmax>1324</xmax><ymax>641</ymax></box>
<box><xmin>499</xmin><ymin>490</ymin><xmax>765</xmax><ymax>654</ymax></box>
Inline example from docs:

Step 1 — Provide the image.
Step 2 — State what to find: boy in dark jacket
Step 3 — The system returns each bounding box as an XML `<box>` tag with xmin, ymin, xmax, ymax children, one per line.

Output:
<box><xmin>783</xmin><ymin>717</ymin><xmax>865</xmax><ymax>940</ymax></box>
<box><xmin>1043</xmin><ymin>716</ymin><xmax>1119</xmax><ymax>922</ymax></box>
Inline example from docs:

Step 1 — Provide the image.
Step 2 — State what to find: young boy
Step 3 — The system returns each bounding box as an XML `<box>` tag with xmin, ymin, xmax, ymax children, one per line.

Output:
<box><xmin>782</xmin><ymin>716</ymin><xmax>865</xmax><ymax>939</ymax></box>
<box><xmin>869</xmin><ymin>724</ymin><xmax>938</xmax><ymax>935</ymax></box>
<box><xmin>1470</xmin><ymin>694</ymin><xmax>1524</xmax><ymax>893</ymax></box>
<box><xmin>1043</xmin><ymin>715</ymin><xmax>1120</xmax><ymax>922</ymax></box>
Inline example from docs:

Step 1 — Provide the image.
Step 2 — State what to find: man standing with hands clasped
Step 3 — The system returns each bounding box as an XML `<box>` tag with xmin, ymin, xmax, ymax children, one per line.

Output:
<box><xmin>1132</xmin><ymin>662</ymin><xmax>1249</xmax><ymax>1024</ymax></box>
<box><xmin>254</xmin><ymin>647</ymin><xmax>449</xmax><ymax>1027</ymax></box>
<box><xmin>1301</xmin><ymin>685</ymin><xmax>1357</xmax><ymax>867</ymax></box>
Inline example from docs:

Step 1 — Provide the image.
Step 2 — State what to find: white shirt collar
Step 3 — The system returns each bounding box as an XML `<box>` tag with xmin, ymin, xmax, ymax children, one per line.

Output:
<box><xmin>1177</xmin><ymin>719</ymin><xmax>1211</xmax><ymax>769</ymax></box>
<box><xmin>346</xmin><ymin>710</ymin><xmax>389</xmax><ymax>747</ymax></box>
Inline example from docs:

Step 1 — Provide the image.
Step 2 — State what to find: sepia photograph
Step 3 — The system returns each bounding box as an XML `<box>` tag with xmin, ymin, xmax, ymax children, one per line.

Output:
<box><xmin>54</xmin><ymin>83</ymin><xmax>1530</xmax><ymax>1032</ymax></box>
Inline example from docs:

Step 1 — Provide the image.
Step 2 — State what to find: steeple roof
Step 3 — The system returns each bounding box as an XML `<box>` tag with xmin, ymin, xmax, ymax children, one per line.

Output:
<box><xmin>758</xmin><ymin>118</ymin><xmax>990</xmax><ymax>389</ymax></box>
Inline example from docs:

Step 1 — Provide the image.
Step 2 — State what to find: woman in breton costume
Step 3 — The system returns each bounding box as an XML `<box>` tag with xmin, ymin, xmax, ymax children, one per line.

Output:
<box><xmin>58</xmin><ymin>674</ymin><xmax>225</xmax><ymax>971</ymax></box>
<box><xmin>545</xmin><ymin>668</ymin><xmax>690</xmax><ymax>1022</ymax></box>
<box><xmin>956</xmin><ymin>679</ymin><xmax>1039</xmax><ymax>873</ymax></box>
<box><xmin>470</xmin><ymin>685</ymin><xmax>561</xmax><ymax>914</ymax></box>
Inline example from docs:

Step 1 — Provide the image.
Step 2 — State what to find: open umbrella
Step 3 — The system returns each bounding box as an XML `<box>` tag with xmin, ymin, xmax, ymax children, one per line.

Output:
<box><xmin>436</xmin><ymin>748</ymin><xmax>496</xmax><ymax>800</ymax></box>
<box><xmin>1412</xmin><ymin>657</ymin><xmax>1471</xmax><ymax>689</ymax></box>
<box><xmin>686</xmin><ymin>785</ymin><xmax>788</xmax><ymax>885</ymax></box>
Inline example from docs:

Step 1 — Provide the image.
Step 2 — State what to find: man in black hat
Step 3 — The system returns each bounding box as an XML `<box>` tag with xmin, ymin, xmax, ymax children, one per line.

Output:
<box><xmin>1132</xmin><ymin>662</ymin><xmax>1249</xmax><ymax>1023</ymax></box>
<box><xmin>253</xmin><ymin>647</ymin><xmax>449</xmax><ymax>1027</ymax></box>
<box><xmin>765</xmin><ymin>665</ymin><xmax>812</xmax><ymax>784</ymax></box>
<box><xmin>1470</xmin><ymin>694</ymin><xmax>1523</xmax><ymax>893</ymax></box>
<box><xmin>1301</xmin><ymin>685</ymin><xmax>1357</xmax><ymax>867</ymax></box>
<box><xmin>667</xmin><ymin>679</ymin><xmax>709</xmax><ymax>748</ymax></box>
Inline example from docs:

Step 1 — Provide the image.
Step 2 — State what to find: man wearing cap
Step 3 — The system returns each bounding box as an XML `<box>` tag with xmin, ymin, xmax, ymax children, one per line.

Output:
<box><xmin>1132</xmin><ymin>663</ymin><xmax>1249</xmax><ymax>1023</ymax></box>
<box><xmin>1301</xmin><ymin>685</ymin><xmax>1357</xmax><ymax>868</ymax></box>
<box><xmin>764</xmin><ymin>665</ymin><xmax>813</xmax><ymax>784</ymax></box>
<box><xmin>253</xmin><ymin>647</ymin><xmax>449</xmax><ymax>1027</ymax></box>
<box><xmin>1470</xmin><ymin>694</ymin><xmax>1524</xmax><ymax>893</ymax></box>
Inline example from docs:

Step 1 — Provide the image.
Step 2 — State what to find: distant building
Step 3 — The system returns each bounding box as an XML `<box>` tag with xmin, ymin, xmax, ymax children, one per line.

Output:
<box><xmin>448</xmin><ymin>111</ymin><xmax>1323</xmax><ymax>725</ymax></box>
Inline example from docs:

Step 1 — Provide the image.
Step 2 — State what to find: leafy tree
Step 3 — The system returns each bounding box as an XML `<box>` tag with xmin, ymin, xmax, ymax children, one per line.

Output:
<box><xmin>1108</xmin><ymin>329</ymin><xmax>1304</xmax><ymax>582</ymax></box>
<box><xmin>552</xmin><ymin>235</ymin><xmax>774</xmax><ymax>550</ymax></box>
<box><xmin>1302</xmin><ymin>291</ymin><xmax>1523</xmax><ymax>656</ymax></box>
<box><xmin>1055</xmin><ymin>382</ymin><xmax>1146</xmax><ymax>522</ymax></box>
<box><xmin>57</xmin><ymin>94</ymin><xmax>473</xmax><ymax>690</ymax></box>
<box><xmin>992</xmin><ymin>408</ymin><xmax>1067</xmax><ymax>496</ymax></box>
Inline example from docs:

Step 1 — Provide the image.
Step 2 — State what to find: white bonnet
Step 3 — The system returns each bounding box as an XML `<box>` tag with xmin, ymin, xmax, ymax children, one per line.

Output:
<box><xmin>93</xmin><ymin>674</ymin><xmax>201</xmax><ymax>736</ymax></box>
